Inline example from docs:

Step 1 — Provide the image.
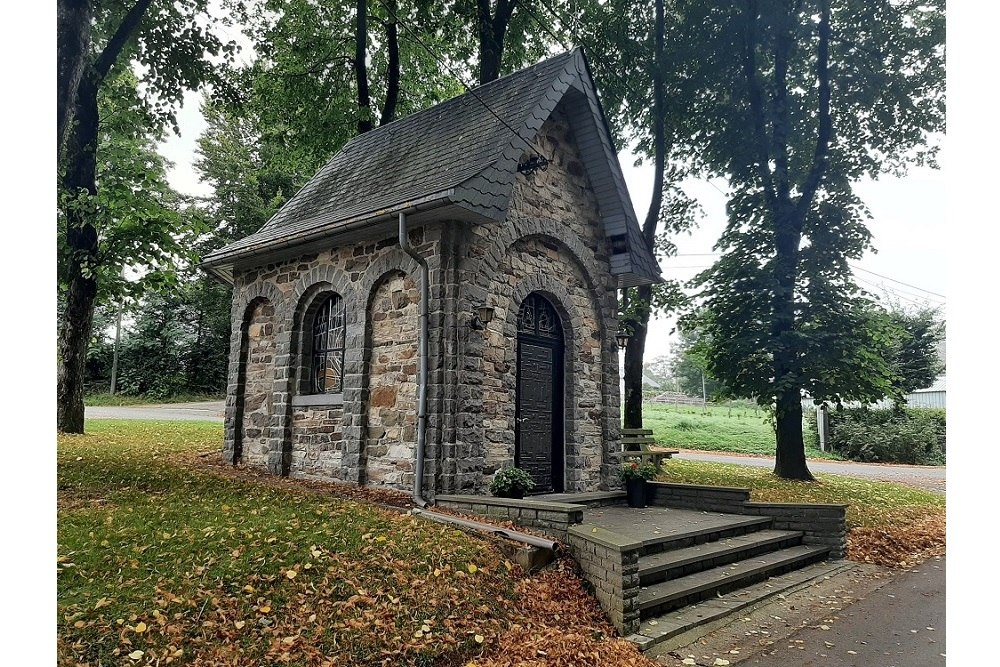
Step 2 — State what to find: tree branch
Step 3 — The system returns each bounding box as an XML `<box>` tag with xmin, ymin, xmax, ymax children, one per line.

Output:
<box><xmin>94</xmin><ymin>0</ymin><xmax>154</xmax><ymax>81</ymax></box>
<box><xmin>741</xmin><ymin>0</ymin><xmax>778</xmax><ymax>211</ymax></box>
<box><xmin>795</xmin><ymin>0</ymin><xmax>832</xmax><ymax>220</ymax></box>
<box><xmin>380</xmin><ymin>0</ymin><xmax>400</xmax><ymax>126</ymax></box>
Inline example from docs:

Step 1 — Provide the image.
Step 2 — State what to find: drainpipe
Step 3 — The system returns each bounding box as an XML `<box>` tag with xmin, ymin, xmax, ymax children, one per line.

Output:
<box><xmin>399</xmin><ymin>212</ymin><xmax>429</xmax><ymax>507</ymax></box>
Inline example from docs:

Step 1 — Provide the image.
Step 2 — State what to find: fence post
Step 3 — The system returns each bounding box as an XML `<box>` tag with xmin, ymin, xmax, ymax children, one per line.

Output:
<box><xmin>816</xmin><ymin>405</ymin><xmax>828</xmax><ymax>451</ymax></box>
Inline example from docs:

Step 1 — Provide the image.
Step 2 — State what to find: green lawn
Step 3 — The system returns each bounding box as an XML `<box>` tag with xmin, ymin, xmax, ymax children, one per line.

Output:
<box><xmin>643</xmin><ymin>403</ymin><xmax>840</xmax><ymax>459</ymax></box>
<box><xmin>58</xmin><ymin>421</ymin><xmax>654</xmax><ymax>667</ymax></box>
<box><xmin>58</xmin><ymin>421</ymin><xmax>516</xmax><ymax>666</ymax></box>
<box><xmin>657</xmin><ymin>458</ymin><xmax>945</xmax><ymax>566</ymax></box>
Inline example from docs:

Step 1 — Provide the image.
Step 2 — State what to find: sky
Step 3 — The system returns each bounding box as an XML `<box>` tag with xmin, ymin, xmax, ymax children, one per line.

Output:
<box><xmin>158</xmin><ymin>92</ymin><xmax>949</xmax><ymax>364</ymax></box>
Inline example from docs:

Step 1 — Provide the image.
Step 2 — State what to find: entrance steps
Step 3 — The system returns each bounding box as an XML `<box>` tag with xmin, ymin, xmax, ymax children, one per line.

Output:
<box><xmin>564</xmin><ymin>504</ymin><xmax>839</xmax><ymax>652</ymax></box>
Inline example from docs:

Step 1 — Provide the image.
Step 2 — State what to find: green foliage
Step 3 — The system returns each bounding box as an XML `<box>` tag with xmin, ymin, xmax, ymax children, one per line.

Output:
<box><xmin>669</xmin><ymin>325</ymin><xmax>726</xmax><ymax>399</ymax></box>
<box><xmin>827</xmin><ymin>407</ymin><xmax>946</xmax><ymax>465</ymax></box>
<box><xmin>58</xmin><ymin>71</ymin><xmax>204</xmax><ymax>306</ymax></box>
<box><xmin>618</xmin><ymin>461</ymin><xmax>658</xmax><ymax>481</ymax></box>
<box><xmin>489</xmin><ymin>467</ymin><xmax>536</xmax><ymax>497</ymax></box>
<box><xmin>879</xmin><ymin>305</ymin><xmax>945</xmax><ymax>396</ymax></box>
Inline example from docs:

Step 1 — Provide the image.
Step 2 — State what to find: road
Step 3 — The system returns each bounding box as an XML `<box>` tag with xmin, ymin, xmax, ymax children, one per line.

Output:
<box><xmin>674</xmin><ymin>450</ymin><xmax>945</xmax><ymax>494</ymax></box>
<box><xmin>85</xmin><ymin>400</ymin><xmax>225</xmax><ymax>422</ymax></box>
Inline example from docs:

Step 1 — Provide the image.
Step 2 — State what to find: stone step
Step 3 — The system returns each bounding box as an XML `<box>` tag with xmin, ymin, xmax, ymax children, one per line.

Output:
<box><xmin>638</xmin><ymin>529</ymin><xmax>804</xmax><ymax>586</ymax></box>
<box><xmin>627</xmin><ymin>560</ymin><xmax>856</xmax><ymax>653</ymax></box>
<box><xmin>637</xmin><ymin>544</ymin><xmax>832</xmax><ymax>618</ymax></box>
<box><xmin>638</xmin><ymin>515</ymin><xmax>774</xmax><ymax>556</ymax></box>
<box><xmin>534</xmin><ymin>491</ymin><xmax>626</xmax><ymax>508</ymax></box>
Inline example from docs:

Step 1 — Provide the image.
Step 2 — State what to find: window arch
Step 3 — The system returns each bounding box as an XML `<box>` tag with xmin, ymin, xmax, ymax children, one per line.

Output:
<box><xmin>310</xmin><ymin>293</ymin><xmax>346</xmax><ymax>394</ymax></box>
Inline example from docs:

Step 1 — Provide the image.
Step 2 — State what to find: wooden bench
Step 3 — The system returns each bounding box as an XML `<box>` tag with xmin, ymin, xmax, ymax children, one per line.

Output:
<box><xmin>620</xmin><ymin>428</ymin><xmax>679</xmax><ymax>470</ymax></box>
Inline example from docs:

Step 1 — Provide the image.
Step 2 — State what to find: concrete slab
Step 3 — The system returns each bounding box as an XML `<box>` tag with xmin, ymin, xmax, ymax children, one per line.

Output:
<box><xmin>582</xmin><ymin>505</ymin><xmax>772</xmax><ymax>548</ymax></box>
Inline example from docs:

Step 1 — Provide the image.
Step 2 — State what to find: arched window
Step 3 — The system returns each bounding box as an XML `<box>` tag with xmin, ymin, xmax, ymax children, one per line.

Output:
<box><xmin>310</xmin><ymin>294</ymin><xmax>346</xmax><ymax>394</ymax></box>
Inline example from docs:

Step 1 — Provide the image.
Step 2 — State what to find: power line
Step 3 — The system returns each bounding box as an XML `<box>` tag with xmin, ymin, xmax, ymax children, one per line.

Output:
<box><xmin>848</xmin><ymin>263</ymin><xmax>946</xmax><ymax>299</ymax></box>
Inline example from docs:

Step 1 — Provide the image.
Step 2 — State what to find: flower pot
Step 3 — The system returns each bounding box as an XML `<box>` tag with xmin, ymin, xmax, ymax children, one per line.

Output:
<box><xmin>625</xmin><ymin>478</ymin><xmax>646</xmax><ymax>508</ymax></box>
<box><xmin>506</xmin><ymin>489</ymin><xmax>525</xmax><ymax>500</ymax></box>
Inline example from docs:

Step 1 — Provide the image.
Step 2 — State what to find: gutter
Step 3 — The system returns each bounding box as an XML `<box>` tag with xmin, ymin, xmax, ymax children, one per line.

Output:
<box><xmin>398</xmin><ymin>212</ymin><xmax>430</xmax><ymax>508</ymax></box>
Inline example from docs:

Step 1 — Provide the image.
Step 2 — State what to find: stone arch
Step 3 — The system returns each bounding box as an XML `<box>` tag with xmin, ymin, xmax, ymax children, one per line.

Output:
<box><xmin>360</xmin><ymin>268</ymin><xmax>420</xmax><ymax>489</ymax></box>
<box><xmin>477</xmin><ymin>235</ymin><xmax>612</xmax><ymax>492</ymax></box>
<box><xmin>287</xmin><ymin>267</ymin><xmax>357</xmax><ymax>397</ymax></box>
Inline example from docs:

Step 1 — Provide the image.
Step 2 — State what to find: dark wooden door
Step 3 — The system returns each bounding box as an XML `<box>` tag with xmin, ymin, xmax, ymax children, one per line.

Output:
<box><xmin>515</xmin><ymin>294</ymin><xmax>564</xmax><ymax>493</ymax></box>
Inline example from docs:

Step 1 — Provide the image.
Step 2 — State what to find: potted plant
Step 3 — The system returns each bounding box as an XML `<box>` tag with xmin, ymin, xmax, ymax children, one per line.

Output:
<box><xmin>619</xmin><ymin>461</ymin><xmax>658</xmax><ymax>508</ymax></box>
<box><xmin>489</xmin><ymin>467</ymin><xmax>536</xmax><ymax>499</ymax></box>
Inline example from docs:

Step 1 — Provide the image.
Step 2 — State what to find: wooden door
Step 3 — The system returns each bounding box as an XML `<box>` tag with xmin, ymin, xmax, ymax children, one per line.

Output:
<box><xmin>515</xmin><ymin>293</ymin><xmax>564</xmax><ymax>493</ymax></box>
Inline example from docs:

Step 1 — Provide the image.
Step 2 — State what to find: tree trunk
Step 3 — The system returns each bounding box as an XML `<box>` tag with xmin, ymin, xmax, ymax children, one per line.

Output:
<box><xmin>770</xmin><ymin>199</ymin><xmax>813</xmax><ymax>480</ymax></box>
<box><xmin>380</xmin><ymin>0</ymin><xmax>399</xmax><ymax>126</ymax></box>
<box><xmin>477</xmin><ymin>0</ymin><xmax>516</xmax><ymax>84</ymax></box>
<box><xmin>57</xmin><ymin>0</ymin><xmax>92</xmax><ymax>157</ymax></box>
<box><xmin>622</xmin><ymin>0</ymin><xmax>665</xmax><ymax>430</ymax></box>
<box><xmin>623</xmin><ymin>285</ymin><xmax>652</xmax><ymax>429</ymax></box>
<box><xmin>774</xmin><ymin>387</ymin><xmax>812</xmax><ymax>480</ymax></box>
<box><xmin>58</xmin><ymin>73</ymin><xmax>101</xmax><ymax>433</ymax></box>
<box><xmin>355</xmin><ymin>0</ymin><xmax>373</xmax><ymax>134</ymax></box>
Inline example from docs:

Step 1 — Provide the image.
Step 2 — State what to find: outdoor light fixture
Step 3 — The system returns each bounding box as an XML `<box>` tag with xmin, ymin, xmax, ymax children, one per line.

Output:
<box><xmin>517</xmin><ymin>155</ymin><xmax>549</xmax><ymax>177</ymax></box>
<box><xmin>616</xmin><ymin>329</ymin><xmax>631</xmax><ymax>350</ymax></box>
<box><xmin>471</xmin><ymin>305</ymin><xmax>495</xmax><ymax>330</ymax></box>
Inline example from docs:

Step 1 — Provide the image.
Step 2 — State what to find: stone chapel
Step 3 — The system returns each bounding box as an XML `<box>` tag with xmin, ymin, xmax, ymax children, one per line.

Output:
<box><xmin>201</xmin><ymin>48</ymin><xmax>660</xmax><ymax>500</ymax></box>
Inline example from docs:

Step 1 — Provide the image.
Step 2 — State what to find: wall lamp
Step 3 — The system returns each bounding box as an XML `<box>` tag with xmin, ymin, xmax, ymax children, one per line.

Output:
<box><xmin>470</xmin><ymin>305</ymin><xmax>495</xmax><ymax>330</ymax></box>
<box><xmin>616</xmin><ymin>328</ymin><xmax>632</xmax><ymax>350</ymax></box>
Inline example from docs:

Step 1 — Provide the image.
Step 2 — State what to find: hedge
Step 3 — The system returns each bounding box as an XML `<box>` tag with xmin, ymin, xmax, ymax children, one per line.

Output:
<box><xmin>826</xmin><ymin>407</ymin><xmax>946</xmax><ymax>465</ymax></box>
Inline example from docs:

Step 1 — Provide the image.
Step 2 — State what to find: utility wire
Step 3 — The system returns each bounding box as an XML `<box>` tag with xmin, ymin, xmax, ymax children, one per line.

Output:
<box><xmin>372</xmin><ymin>0</ymin><xmax>551</xmax><ymax>162</ymax></box>
<box><xmin>848</xmin><ymin>263</ymin><xmax>946</xmax><ymax>299</ymax></box>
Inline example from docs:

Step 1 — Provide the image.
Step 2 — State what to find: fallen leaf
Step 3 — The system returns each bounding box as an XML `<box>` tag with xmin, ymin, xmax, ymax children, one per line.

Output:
<box><xmin>474</xmin><ymin>634</ymin><xmax>484</xmax><ymax>643</ymax></box>
<box><xmin>128</xmin><ymin>650</ymin><xmax>144</xmax><ymax>660</ymax></box>
<box><xmin>134</xmin><ymin>622</ymin><xmax>147</xmax><ymax>634</ymax></box>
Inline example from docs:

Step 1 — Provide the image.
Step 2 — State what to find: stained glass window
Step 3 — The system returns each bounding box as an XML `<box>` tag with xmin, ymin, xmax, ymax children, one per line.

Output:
<box><xmin>311</xmin><ymin>294</ymin><xmax>346</xmax><ymax>394</ymax></box>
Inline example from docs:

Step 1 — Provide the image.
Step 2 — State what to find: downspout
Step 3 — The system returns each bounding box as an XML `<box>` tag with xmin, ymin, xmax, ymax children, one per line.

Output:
<box><xmin>399</xmin><ymin>212</ymin><xmax>429</xmax><ymax>507</ymax></box>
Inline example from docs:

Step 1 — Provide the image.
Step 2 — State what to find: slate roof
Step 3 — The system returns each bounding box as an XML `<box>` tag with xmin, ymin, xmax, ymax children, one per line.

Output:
<box><xmin>202</xmin><ymin>48</ymin><xmax>660</xmax><ymax>287</ymax></box>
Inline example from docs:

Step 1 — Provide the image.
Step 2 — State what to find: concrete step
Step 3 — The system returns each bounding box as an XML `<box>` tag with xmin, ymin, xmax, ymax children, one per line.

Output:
<box><xmin>627</xmin><ymin>560</ymin><xmax>856</xmax><ymax>653</ymax></box>
<box><xmin>638</xmin><ymin>529</ymin><xmax>804</xmax><ymax>586</ymax></box>
<box><xmin>534</xmin><ymin>491</ymin><xmax>626</xmax><ymax>508</ymax></box>
<box><xmin>637</xmin><ymin>544</ymin><xmax>832</xmax><ymax>618</ymax></box>
<box><xmin>638</xmin><ymin>515</ymin><xmax>774</xmax><ymax>556</ymax></box>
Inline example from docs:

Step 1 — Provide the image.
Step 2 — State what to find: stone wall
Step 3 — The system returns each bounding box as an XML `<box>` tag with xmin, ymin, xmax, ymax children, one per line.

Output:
<box><xmin>566</xmin><ymin>526</ymin><xmax>642</xmax><ymax>635</ymax></box>
<box><xmin>240</xmin><ymin>300</ymin><xmax>275</xmax><ymax>467</ymax></box>
<box><xmin>289</xmin><ymin>406</ymin><xmax>345</xmax><ymax>480</ymax></box>
<box><xmin>223</xmin><ymin>100</ymin><xmax>624</xmax><ymax>496</ymax></box>
<box><xmin>363</xmin><ymin>272</ymin><xmax>419</xmax><ymax>487</ymax></box>
<box><xmin>453</xmin><ymin>102</ymin><xmax>621</xmax><ymax>494</ymax></box>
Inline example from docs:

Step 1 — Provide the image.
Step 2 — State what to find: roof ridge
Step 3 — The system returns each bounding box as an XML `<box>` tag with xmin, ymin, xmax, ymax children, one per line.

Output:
<box><xmin>337</xmin><ymin>49</ymin><xmax>578</xmax><ymax>155</ymax></box>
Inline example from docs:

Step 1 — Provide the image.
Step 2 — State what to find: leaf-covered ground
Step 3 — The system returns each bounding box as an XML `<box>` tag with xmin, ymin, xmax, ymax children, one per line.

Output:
<box><xmin>657</xmin><ymin>459</ymin><xmax>946</xmax><ymax>568</ymax></box>
<box><xmin>58</xmin><ymin>421</ymin><xmax>656</xmax><ymax>667</ymax></box>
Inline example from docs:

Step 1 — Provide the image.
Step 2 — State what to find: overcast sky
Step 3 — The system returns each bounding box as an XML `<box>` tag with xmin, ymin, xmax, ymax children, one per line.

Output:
<box><xmin>158</xmin><ymin>90</ymin><xmax>948</xmax><ymax>363</ymax></box>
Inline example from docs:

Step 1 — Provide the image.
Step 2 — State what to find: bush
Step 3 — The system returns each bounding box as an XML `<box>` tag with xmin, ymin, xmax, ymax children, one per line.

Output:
<box><xmin>827</xmin><ymin>407</ymin><xmax>946</xmax><ymax>465</ymax></box>
<box><xmin>489</xmin><ymin>467</ymin><xmax>535</xmax><ymax>498</ymax></box>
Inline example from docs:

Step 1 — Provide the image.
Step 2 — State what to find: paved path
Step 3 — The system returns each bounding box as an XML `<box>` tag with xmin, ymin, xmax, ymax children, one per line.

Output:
<box><xmin>741</xmin><ymin>557</ymin><xmax>946</xmax><ymax>667</ymax></box>
<box><xmin>674</xmin><ymin>450</ymin><xmax>945</xmax><ymax>493</ymax></box>
<box><xmin>85</xmin><ymin>400</ymin><xmax>225</xmax><ymax>422</ymax></box>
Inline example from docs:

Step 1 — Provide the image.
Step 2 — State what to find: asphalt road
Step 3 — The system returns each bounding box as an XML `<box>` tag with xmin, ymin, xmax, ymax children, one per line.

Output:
<box><xmin>85</xmin><ymin>400</ymin><xmax>225</xmax><ymax>422</ymax></box>
<box><xmin>741</xmin><ymin>557</ymin><xmax>946</xmax><ymax>667</ymax></box>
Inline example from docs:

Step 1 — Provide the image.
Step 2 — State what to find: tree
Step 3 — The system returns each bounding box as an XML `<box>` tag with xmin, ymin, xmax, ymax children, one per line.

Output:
<box><xmin>57</xmin><ymin>0</ymin><xmax>235</xmax><ymax>432</ymax></box>
<box><xmin>673</xmin><ymin>0</ymin><xmax>944</xmax><ymax>479</ymax></box>
<box><xmin>576</xmin><ymin>0</ymin><xmax>700</xmax><ymax>428</ymax></box>
<box><xmin>669</xmin><ymin>326</ymin><xmax>725</xmax><ymax>399</ymax></box>
<box><xmin>881</xmin><ymin>305</ymin><xmax>945</xmax><ymax>397</ymax></box>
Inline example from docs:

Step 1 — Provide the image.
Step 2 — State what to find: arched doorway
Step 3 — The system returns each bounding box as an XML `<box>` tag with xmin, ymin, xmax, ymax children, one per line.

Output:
<box><xmin>515</xmin><ymin>292</ymin><xmax>565</xmax><ymax>493</ymax></box>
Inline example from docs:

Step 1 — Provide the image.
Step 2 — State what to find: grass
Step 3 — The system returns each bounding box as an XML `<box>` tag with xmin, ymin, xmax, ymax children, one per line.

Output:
<box><xmin>84</xmin><ymin>392</ymin><xmax>224</xmax><ymax>406</ymax></box>
<box><xmin>58</xmin><ymin>421</ymin><xmax>655</xmax><ymax>667</ymax></box>
<box><xmin>643</xmin><ymin>403</ymin><xmax>842</xmax><ymax>459</ymax></box>
<box><xmin>657</xmin><ymin>458</ymin><xmax>946</xmax><ymax>566</ymax></box>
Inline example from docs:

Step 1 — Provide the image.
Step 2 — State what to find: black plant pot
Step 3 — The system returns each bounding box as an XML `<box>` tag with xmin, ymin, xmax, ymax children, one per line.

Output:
<box><xmin>497</xmin><ymin>489</ymin><xmax>525</xmax><ymax>500</ymax></box>
<box><xmin>625</xmin><ymin>479</ymin><xmax>647</xmax><ymax>508</ymax></box>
